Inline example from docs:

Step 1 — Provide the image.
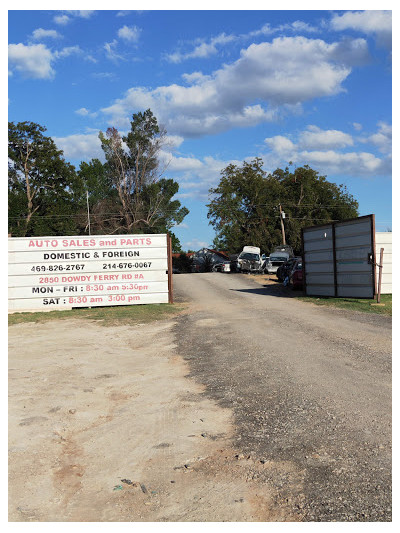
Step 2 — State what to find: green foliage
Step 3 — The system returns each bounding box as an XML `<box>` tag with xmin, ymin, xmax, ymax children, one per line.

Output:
<box><xmin>208</xmin><ymin>159</ymin><xmax>359</xmax><ymax>254</ymax></box>
<box><xmin>95</xmin><ymin>110</ymin><xmax>188</xmax><ymax>249</ymax></box>
<box><xmin>8</xmin><ymin>303</ymin><xmax>183</xmax><ymax>326</ymax></box>
<box><xmin>172</xmin><ymin>252</ymin><xmax>193</xmax><ymax>273</ymax></box>
<box><xmin>297</xmin><ymin>294</ymin><xmax>391</xmax><ymax>316</ymax></box>
<box><xmin>8</xmin><ymin>121</ymin><xmax>82</xmax><ymax>236</ymax></box>
<box><xmin>8</xmin><ymin>112</ymin><xmax>188</xmax><ymax>250</ymax></box>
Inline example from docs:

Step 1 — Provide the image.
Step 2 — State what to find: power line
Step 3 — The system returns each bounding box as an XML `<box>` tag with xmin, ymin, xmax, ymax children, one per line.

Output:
<box><xmin>8</xmin><ymin>203</ymin><xmax>366</xmax><ymax>220</ymax></box>
<box><xmin>10</xmin><ymin>212</ymin><xmax>382</xmax><ymax>223</ymax></box>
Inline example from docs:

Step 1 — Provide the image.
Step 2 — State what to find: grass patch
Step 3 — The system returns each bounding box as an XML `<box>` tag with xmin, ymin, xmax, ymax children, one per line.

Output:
<box><xmin>8</xmin><ymin>303</ymin><xmax>184</xmax><ymax>327</ymax></box>
<box><xmin>296</xmin><ymin>293</ymin><xmax>392</xmax><ymax>316</ymax></box>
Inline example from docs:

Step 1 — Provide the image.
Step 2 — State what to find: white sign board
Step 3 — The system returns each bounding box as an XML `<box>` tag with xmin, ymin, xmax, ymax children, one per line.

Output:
<box><xmin>8</xmin><ymin>234</ymin><xmax>170</xmax><ymax>311</ymax></box>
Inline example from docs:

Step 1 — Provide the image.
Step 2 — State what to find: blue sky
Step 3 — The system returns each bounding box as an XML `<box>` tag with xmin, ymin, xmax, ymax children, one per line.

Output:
<box><xmin>8</xmin><ymin>6</ymin><xmax>392</xmax><ymax>251</ymax></box>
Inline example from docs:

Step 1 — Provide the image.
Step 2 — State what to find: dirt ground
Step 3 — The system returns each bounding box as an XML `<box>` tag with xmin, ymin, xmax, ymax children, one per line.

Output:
<box><xmin>9</xmin><ymin>317</ymin><xmax>294</xmax><ymax>522</ymax></box>
<box><xmin>9</xmin><ymin>271</ymin><xmax>391</xmax><ymax>522</ymax></box>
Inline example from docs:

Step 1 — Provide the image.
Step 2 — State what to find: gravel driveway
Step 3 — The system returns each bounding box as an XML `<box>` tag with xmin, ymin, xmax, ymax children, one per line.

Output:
<box><xmin>173</xmin><ymin>272</ymin><xmax>392</xmax><ymax>521</ymax></box>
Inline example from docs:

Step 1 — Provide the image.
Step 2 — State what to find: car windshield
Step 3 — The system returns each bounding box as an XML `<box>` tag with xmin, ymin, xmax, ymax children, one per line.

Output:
<box><xmin>240</xmin><ymin>253</ymin><xmax>260</xmax><ymax>261</ymax></box>
<box><xmin>270</xmin><ymin>256</ymin><xmax>288</xmax><ymax>262</ymax></box>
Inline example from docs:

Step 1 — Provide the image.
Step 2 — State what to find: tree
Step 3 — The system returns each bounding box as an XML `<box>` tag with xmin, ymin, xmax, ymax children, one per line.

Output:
<box><xmin>207</xmin><ymin>159</ymin><xmax>359</xmax><ymax>254</ymax></box>
<box><xmin>95</xmin><ymin>109</ymin><xmax>188</xmax><ymax>250</ymax></box>
<box><xmin>8</xmin><ymin>121</ymin><xmax>81</xmax><ymax>237</ymax></box>
<box><xmin>98</xmin><ymin>110</ymin><xmax>181</xmax><ymax>232</ymax></box>
<box><xmin>76</xmin><ymin>158</ymin><xmax>118</xmax><ymax>235</ymax></box>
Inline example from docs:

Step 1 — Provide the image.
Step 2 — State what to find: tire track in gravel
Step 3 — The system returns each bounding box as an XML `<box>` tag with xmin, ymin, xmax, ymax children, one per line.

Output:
<box><xmin>173</xmin><ymin>273</ymin><xmax>392</xmax><ymax>522</ymax></box>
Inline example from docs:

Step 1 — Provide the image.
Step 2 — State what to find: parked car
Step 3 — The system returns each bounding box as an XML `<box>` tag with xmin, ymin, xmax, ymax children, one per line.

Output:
<box><xmin>265</xmin><ymin>251</ymin><xmax>291</xmax><ymax>274</ymax></box>
<box><xmin>291</xmin><ymin>259</ymin><xmax>304</xmax><ymax>290</ymax></box>
<box><xmin>272</xmin><ymin>244</ymin><xmax>294</xmax><ymax>256</ymax></box>
<box><xmin>277</xmin><ymin>257</ymin><xmax>301</xmax><ymax>282</ymax></box>
<box><xmin>212</xmin><ymin>260</ymin><xmax>231</xmax><ymax>273</ymax></box>
<box><xmin>191</xmin><ymin>248</ymin><xmax>229</xmax><ymax>272</ymax></box>
<box><xmin>237</xmin><ymin>246</ymin><xmax>264</xmax><ymax>273</ymax></box>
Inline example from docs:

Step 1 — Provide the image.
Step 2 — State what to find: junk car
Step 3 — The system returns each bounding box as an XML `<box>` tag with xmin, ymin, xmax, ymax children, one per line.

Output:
<box><xmin>277</xmin><ymin>257</ymin><xmax>301</xmax><ymax>282</ymax></box>
<box><xmin>191</xmin><ymin>248</ymin><xmax>229</xmax><ymax>272</ymax></box>
<box><xmin>237</xmin><ymin>246</ymin><xmax>264</xmax><ymax>273</ymax></box>
<box><xmin>291</xmin><ymin>259</ymin><xmax>304</xmax><ymax>289</ymax></box>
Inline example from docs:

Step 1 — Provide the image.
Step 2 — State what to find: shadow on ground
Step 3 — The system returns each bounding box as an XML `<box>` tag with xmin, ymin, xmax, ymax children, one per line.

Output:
<box><xmin>230</xmin><ymin>277</ymin><xmax>304</xmax><ymax>299</ymax></box>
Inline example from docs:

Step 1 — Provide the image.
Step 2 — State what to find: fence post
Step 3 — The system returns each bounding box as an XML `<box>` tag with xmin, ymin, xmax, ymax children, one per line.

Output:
<box><xmin>377</xmin><ymin>247</ymin><xmax>384</xmax><ymax>304</ymax></box>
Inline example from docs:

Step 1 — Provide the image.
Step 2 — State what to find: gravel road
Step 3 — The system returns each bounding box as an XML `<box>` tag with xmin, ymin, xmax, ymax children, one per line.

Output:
<box><xmin>173</xmin><ymin>272</ymin><xmax>392</xmax><ymax>521</ymax></box>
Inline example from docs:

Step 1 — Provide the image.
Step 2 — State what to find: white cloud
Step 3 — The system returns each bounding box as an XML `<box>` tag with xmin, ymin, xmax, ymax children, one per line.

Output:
<box><xmin>362</xmin><ymin>121</ymin><xmax>392</xmax><ymax>154</ymax></box>
<box><xmin>75</xmin><ymin>108</ymin><xmax>90</xmax><ymax>116</ymax></box>
<box><xmin>277</xmin><ymin>21</ymin><xmax>320</xmax><ymax>34</ymax></box>
<box><xmin>173</xmin><ymin>222</ymin><xmax>189</xmax><ymax>229</ymax></box>
<box><xmin>55</xmin><ymin>46</ymin><xmax>82</xmax><ymax>59</ymax></box>
<box><xmin>9</xmin><ymin>39</ymin><xmax>89</xmax><ymax>80</ymax></box>
<box><xmin>52</xmin><ymin>132</ymin><xmax>103</xmax><ymax>161</ymax></box>
<box><xmin>66</xmin><ymin>11</ymin><xmax>95</xmax><ymax>19</ymax></box>
<box><xmin>117</xmin><ymin>25</ymin><xmax>141</xmax><ymax>43</ymax></box>
<box><xmin>31</xmin><ymin>28</ymin><xmax>62</xmax><ymax>40</ymax></box>
<box><xmin>166</xmin><ymin>32</ymin><xmax>235</xmax><ymax>63</ymax></box>
<box><xmin>104</xmin><ymin>40</ymin><xmax>125</xmax><ymax>62</ymax></box>
<box><xmin>183</xmin><ymin>238</ymin><xmax>210</xmax><ymax>250</ymax></box>
<box><xmin>53</xmin><ymin>10</ymin><xmax>95</xmax><ymax>25</ymax></box>
<box><xmin>298</xmin><ymin>125</ymin><xmax>354</xmax><ymax>150</ymax></box>
<box><xmin>163</xmin><ymin>154</ymin><xmax>204</xmax><ymax>172</ymax></box>
<box><xmin>92</xmin><ymin>72</ymin><xmax>116</xmax><ymax>80</ymax></box>
<box><xmin>331</xmin><ymin>10</ymin><xmax>392</xmax><ymax>49</ymax></box>
<box><xmin>264</xmin><ymin>123</ymin><xmax>391</xmax><ymax>177</ymax></box>
<box><xmin>101</xmin><ymin>36</ymin><xmax>362</xmax><ymax>137</ymax></box>
<box><xmin>265</xmin><ymin>135</ymin><xmax>296</xmax><ymax>155</ymax></box>
<box><xmin>8</xmin><ymin>43</ymin><xmax>55</xmax><ymax>79</ymax></box>
<box><xmin>85</xmin><ymin>55</ymin><xmax>97</xmax><ymax>63</ymax></box>
<box><xmin>298</xmin><ymin>150</ymin><xmax>383</xmax><ymax>174</ymax></box>
<box><xmin>353</xmin><ymin>122</ymin><xmax>363</xmax><ymax>131</ymax></box>
<box><xmin>164</xmin><ymin>135</ymin><xmax>184</xmax><ymax>149</ymax></box>
<box><xmin>75</xmin><ymin>107</ymin><xmax>98</xmax><ymax>118</ymax></box>
<box><xmin>167</xmin><ymin>19</ymin><xmax>322</xmax><ymax>64</ymax></box>
<box><xmin>181</xmin><ymin>71</ymin><xmax>211</xmax><ymax>84</ymax></box>
<box><xmin>54</xmin><ymin>14</ymin><xmax>70</xmax><ymax>25</ymax></box>
<box><xmin>170</xmin><ymin>155</ymin><xmax>242</xmax><ymax>200</ymax></box>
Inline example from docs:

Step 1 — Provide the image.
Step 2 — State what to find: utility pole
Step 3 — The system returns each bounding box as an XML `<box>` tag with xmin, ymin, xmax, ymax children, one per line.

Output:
<box><xmin>86</xmin><ymin>190</ymin><xmax>91</xmax><ymax>236</ymax></box>
<box><xmin>279</xmin><ymin>204</ymin><xmax>286</xmax><ymax>245</ymax></box>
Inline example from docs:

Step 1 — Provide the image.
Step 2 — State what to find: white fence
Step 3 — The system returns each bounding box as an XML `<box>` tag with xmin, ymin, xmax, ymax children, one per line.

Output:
<box><xmin>375</xmin><ymin>232</ymin><xmax>392</xmax><ymax>294</ymax></box>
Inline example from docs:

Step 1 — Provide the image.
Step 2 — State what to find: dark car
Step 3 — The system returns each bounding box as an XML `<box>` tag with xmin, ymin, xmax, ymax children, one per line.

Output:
<box><xmin>277</xmin><ymin>257</ymin><xmax>301</xmax><ymax>282</ymax></box>
<box><xmin>291</xmin><ymin>259</ymin><xmax>304</xmax><ymax>290</ymax></box>
<box><xmin>191</xmin><ymin>248</ymin><xmax>229</xmax><ymax>272</ymax></box>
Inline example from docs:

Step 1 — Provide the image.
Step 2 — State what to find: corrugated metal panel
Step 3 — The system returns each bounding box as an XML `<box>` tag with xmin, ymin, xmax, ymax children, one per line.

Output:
<box><xmin>337</xmin><ymin>286</ymin><xmax>375</xmax><ymax>298</ymax></box>
<box><xmin>306</xmin><ymin>285</ymin><xmax>336</xmax><ymax>297</ymax></box>
<box><xmin>303</xmin><ymin>215</ymin><xmax>375</xmax><ymax>298</ymax></box>
<box><xmin>335</xmin><ymin>217</ymin><xmax>373</xmax><ymax>298</ymax></box>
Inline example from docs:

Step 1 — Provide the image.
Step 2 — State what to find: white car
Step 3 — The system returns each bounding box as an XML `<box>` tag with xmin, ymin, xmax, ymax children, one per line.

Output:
<box><xmin>265</xmin><ymin>251</ymin><xmax>290</xmax><ymax>274</ymax></box>
<box><xmin>237</xmin><ymin>246</ymin><xmax>264</xmax><ymax>273</ymax></box>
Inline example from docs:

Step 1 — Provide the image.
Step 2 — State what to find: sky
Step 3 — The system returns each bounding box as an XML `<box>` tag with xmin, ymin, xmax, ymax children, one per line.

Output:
<box><xmin>8</xmin><ymin>4</ymin><xmax>393</xmax><ymax>251</ymax></box>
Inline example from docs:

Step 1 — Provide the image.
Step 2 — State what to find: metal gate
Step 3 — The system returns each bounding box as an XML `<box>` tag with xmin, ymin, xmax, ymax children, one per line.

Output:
<box><xmin>301</xmin><ymin>215</ymin><xmax>376</xmax><ymax>298</ymax></box>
